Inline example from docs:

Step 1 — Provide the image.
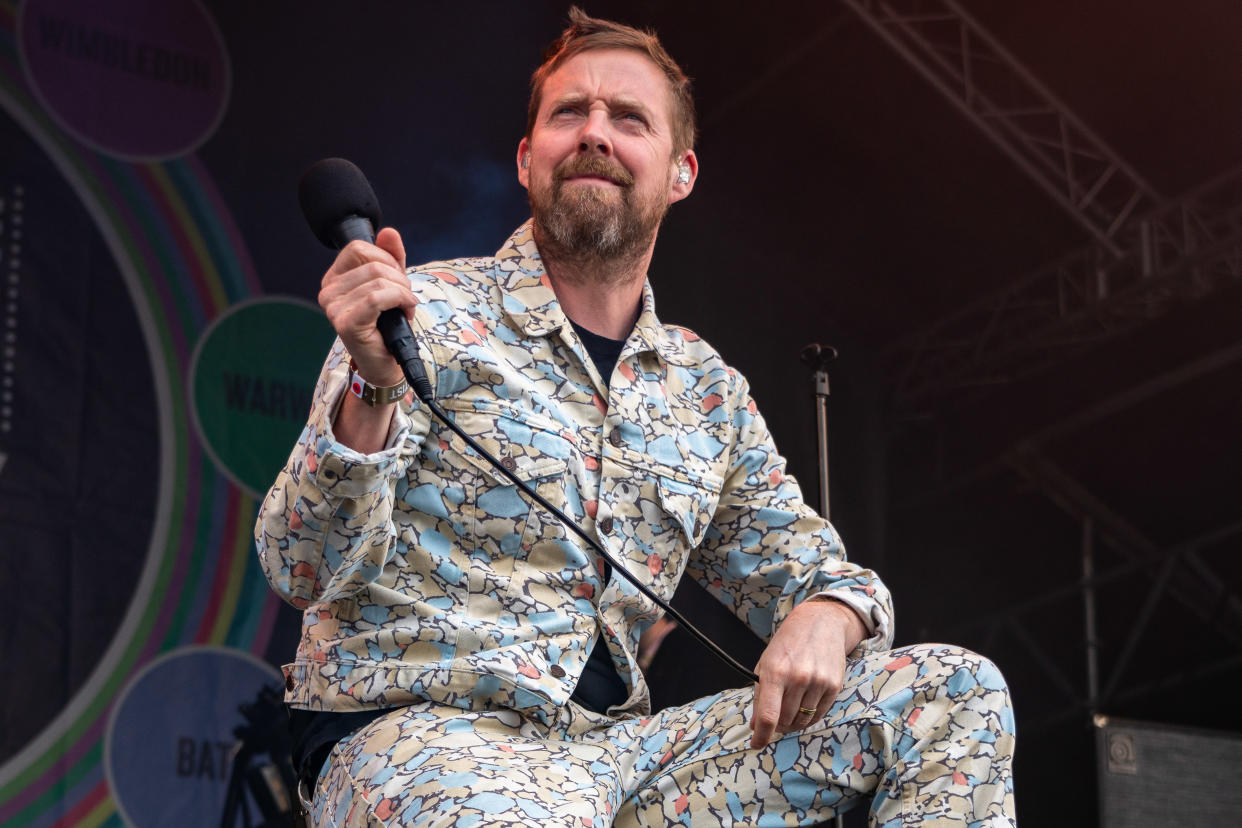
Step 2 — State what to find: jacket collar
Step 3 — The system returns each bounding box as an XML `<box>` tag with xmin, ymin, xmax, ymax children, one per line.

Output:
<box><xmin>495</xmin><ymin>222</ymin><xmax>695</xmax><ymax>367</ymax></box>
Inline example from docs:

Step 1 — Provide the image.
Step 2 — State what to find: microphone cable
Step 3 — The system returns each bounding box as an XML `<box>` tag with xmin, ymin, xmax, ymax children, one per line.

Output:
<box><xmin>392</xmin><ymin>328</ymin><xmax>759</xmax><ymax>684</ymax></box>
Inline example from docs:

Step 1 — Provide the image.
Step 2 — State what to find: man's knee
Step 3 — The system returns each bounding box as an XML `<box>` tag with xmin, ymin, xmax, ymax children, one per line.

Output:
<box><xmin>900</xmin><ymin>644</ymin><xmax>1015</xmax><ymax>740</ymax></box>
<box><xmin>882</xmin><ymin>644</ymin><xmax>1010</xmax><ymax>711</ymax></box>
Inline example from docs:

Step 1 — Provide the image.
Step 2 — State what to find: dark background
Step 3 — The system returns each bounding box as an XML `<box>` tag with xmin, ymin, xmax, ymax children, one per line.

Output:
<box><xmin>4</xmin><ymin>1</ymin><xmax>1240</xmax><ymax>824</ymax></box>
<box><xmin>217</xmin><ymin>2</ymin><xmax>1242</xmax><ymax>822</ymax></box>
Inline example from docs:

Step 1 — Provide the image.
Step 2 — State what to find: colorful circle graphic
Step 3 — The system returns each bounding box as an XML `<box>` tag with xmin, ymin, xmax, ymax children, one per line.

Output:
<box><xmin>18</xmin><ymin>0</ymin><xmax>230</xmax><ymax>161</ymax></box>
<box><xmin>190</xmin><ymin>297</ymin><xmax>336</xmax><ymax>499</ymax></box>
<box><xmin>104</xmin><ymin>646</ymin><xmax>281</xmax><ymax>827</ymax></box>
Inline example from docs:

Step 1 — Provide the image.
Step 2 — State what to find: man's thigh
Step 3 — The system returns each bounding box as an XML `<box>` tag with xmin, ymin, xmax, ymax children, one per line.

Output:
<box><xmin>312</xmin><ymin>703</ymin><xmax>620</xmax><ymax>827</ymax></box>
<box><xmin>611</xmin><ymin>643</ymin><xmax>1011</xmax><ymax>827</ymax></box>
<box><xmin>607</xmin><ymin>672</ymin><xmax>884</xmax><ymax>827</ymax></box>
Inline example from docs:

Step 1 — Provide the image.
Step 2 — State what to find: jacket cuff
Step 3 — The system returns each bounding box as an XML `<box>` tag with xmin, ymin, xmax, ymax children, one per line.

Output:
<box><xmin>805</xmin><ymin>591</ymin><xmax>892</xmax><ymax>655</ymax></box>
<box><xmin>307</xmin><ymin>374</ymin><xmax>414</xmax><ymax>499</ymax></box>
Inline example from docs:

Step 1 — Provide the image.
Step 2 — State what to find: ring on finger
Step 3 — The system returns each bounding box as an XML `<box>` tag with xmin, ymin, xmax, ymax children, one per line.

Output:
<box><xmin>797</xmin><ymin>706</ymin><xmax>816</xmax><ymax>718</ymax></box>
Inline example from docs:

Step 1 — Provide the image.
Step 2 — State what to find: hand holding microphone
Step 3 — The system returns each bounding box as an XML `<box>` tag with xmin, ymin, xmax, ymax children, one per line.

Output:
<box><xmin>299</xmin><ymin>158</ymin><xmax>432</xmax><ymax>452</ymax></box>
<box><xmin>318</xmin><ymin>228</ymin><xmax>411</xmax><ymax>388</ymax></box>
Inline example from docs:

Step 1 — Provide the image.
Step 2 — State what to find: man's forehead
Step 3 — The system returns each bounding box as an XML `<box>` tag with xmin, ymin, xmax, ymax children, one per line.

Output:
<box><xmin>541</xmin><ymin>49</ymin><xmax>671</xmax><ymax>113</ymax></box>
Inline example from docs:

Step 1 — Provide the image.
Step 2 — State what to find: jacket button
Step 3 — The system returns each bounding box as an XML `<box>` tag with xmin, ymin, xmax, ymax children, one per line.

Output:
<box><xmin>284</xmin><ymin>673</ymin><xmax>294</xmax><ymax>692</ymax></box>
<box><xmin>599</xmin><ymin>517</ymin><xmax>614</xmax><ymax>534</ymax></box>
<box><xmin>608</xmin><ymin>430</ymin><xmax>624</xmax><ymax>447</ymax></box>
<box><xmin>549</xmin><ymin>665</ymin><xmax>566</xmax><ymax>678</ymax></box>
<box><xmin>500</xmin><ymin>456</ymin><xmax>518</xmax><ymax>471</ymax></box>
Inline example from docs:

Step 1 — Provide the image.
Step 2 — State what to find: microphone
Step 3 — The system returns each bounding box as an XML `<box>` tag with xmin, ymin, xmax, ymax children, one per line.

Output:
<box><xmin>298</xmin><ymin>157</ymin><xmax>382</xmax><ymax>248</ymax></box>
<box><xmin>298</xmin><ymin>158</ymin><xmax>432</xmax><ymax>401</ymax></box>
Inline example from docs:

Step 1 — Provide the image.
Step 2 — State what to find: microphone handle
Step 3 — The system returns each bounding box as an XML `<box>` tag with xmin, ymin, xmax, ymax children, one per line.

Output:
<box><xmin>379</xmin><ymin>307</ymin><xmax>434</xmax><ymax>400</ymax></box>
<box><xmin>330</xmin><ymin>215</ymin><xmax>377</xmax><ymax>248</ymax></box>
<box><xmin>328</xmin><ymin>214</ymin><xmax>435</xmax><ymax>400</ymax></box>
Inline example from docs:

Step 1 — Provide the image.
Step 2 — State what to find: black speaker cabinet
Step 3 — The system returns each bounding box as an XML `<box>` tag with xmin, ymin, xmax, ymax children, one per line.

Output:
<box><xmin>1095</xmin><ymin>715</ymin><xmax>1242</xmax><ymax>826</ymax></box>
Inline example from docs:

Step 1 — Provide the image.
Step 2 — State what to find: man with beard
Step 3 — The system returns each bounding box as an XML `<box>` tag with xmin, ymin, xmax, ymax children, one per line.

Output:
<box><xmin>257</xmin><ymin>8</ymin><xmax>1017</xmax><ymax>826</ymax></box>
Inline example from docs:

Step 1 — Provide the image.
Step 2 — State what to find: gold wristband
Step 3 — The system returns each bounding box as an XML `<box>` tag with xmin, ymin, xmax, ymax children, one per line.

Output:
<box><xmin>348</xmin><ymin>358</ymin><xmax>409</xmax><ymax>407</ymax></box>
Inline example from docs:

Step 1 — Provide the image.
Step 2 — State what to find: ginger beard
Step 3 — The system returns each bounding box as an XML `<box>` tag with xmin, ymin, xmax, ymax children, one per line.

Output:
<box><xmin>529</xmin><ymin>155</ymin><xmax>670</xmax><ymax>278</ymax></box>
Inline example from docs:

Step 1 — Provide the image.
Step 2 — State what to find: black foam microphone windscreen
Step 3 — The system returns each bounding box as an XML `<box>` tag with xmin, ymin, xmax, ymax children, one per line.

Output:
<box><xmin>298</xmin><ymin>157</ymin><xmax>383</xmax><ymax>249</ymax></box>
<box><xmin>296</xmin><ymin>157</ymin><xmax>433</xmax><ymax>401</ymax></box>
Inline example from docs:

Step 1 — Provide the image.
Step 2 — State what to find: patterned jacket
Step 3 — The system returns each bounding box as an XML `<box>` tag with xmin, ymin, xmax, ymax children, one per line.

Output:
<box><xmin>256</xmin><ymin>222</ymin><xmax>894</xmax><ymax>723</ymax></box>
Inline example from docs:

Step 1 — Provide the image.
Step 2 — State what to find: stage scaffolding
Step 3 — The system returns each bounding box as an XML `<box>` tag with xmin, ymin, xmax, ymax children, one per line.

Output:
<box><xmin>841</xmin><ymin>0</ymin><xmax>1242</xmax><ymax>730</ymax></box>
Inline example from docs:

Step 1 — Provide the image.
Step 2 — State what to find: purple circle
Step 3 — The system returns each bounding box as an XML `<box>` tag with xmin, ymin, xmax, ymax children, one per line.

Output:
<box><xmin>105</xmin><ymin>647</ymin><xmax>281</xmax><ymax>826</ymax></box>
<box><xmin>19</xmin><ymin>0</ymin><xmax>230</xmax><ymax>161</ymax></box>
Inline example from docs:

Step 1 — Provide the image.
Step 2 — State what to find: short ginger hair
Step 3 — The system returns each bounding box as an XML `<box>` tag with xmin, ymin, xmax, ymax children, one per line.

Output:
<box><xmin>526</xmin><ymin>6</ymin><xmax>698</xmax><ymax>156</ymax></box>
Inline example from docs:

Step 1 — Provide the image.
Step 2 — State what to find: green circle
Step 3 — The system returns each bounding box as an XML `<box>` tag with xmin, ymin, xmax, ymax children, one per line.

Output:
<box><xmin>190</xmin><ymin>298</ymin><xmax>336</xmax><ymax>497</ymax></box>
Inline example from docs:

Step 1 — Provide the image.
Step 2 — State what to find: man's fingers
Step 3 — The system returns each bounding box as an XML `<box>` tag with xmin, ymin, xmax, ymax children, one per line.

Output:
<box><xmin>331</xmin><ymin>288</ymin><xmax>419</xmax><ymax>359</ymax></box>
<box><xmin>778</xmin><ymin>680</ymin><xmax>809</xmax><ymax>730</ymax></box>
<box><xmin>321</xmin><ymin>277</ymin><xmax>418</xmax><ymax>386</ymax></box>
<box><xmin>797</xmin><ymin>691</ymin><xmax>820</xmax><ymax>718</ymax></box>
<box><xmin>750</xmin><ymin>679</ymin><xmax>783</xmax><ymax>749</ymax></box>
<box><xmin>752</xmin><ymin>674</ymin><xmax>844</xmax><ymax>749</ymax></box>
<box><xmin>321</xmin><ymin>261</ymin><xmax>413</xmax><ymax>309</ymax></box>
<box><xmin>375</xmin><ymin>226</ymin><xmax>406</xmax><ymax>272</ymax></box>
<box><xmin>794</xmin><ymin>690</ymin><xmax>827</xmax><ymax>731</ymax></box>
<box><xmin>320</xmin><ymin>277</ymin><xmax>417</xmax><ymax>349</ymax></box>
<box><xmin>811</xmin><ymin>696</ymin><xmax>833</xmax><ymax>728</ymax></box>
<box><xmin>329</xmin><ymin>237</ymin><xmax>402</xmax><ymax>276</ymax></box>
<box><xmin>332</xmin><ymin>281</ymin><xmax>417</xmax><ymax>329</ymax></box>
<box><xmin>748</xmin><ymin>598</ymin><xmax>860</xmax><ymax>748</ymax></box>
<box><xmin>316</xmin><ymin>230</ymin><xmax>417</xmax><ymax>384</ymax></box>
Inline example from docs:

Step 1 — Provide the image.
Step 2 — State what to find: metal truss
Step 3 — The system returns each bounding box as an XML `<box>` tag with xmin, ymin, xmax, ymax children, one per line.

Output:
<box><xmin>885</xmin><ymin>169</ymin><xmax>1242</xmax><ymax>411</ymax></box>
<box><xmin>840</xmin><ymin>0</ymin><xmax>1158</xmax><ymax>254</ymax></box>
<box><xmin>948</xmin><ymin>451</ymin><xmax>1242</xmax><ymax>729</ymax></box>
<box><xmin>841</xmin><ymin>0</ymin><xmax>1242</xmax><ymax>413</ymax></box>
<box><xmin>844</xmin><ymin>0</ymin><xmax>1242</xmax><ymax>742</ymax></box>
<box><xmin>1006</xmin><ymin>449</ymin><xmax>1242</xmax><ymax>651</ymax></box>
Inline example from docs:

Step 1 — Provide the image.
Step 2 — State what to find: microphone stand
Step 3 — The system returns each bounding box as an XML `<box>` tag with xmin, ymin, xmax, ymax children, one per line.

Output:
<box><xmin>800</xmin><ymin>344</ymin><xmax>837</xmax><ymax>521</ymax></box>
<box><xmin>801</xmin><ymin>344</ymin><xmax>846</xmax><ymax>828</ymax></box>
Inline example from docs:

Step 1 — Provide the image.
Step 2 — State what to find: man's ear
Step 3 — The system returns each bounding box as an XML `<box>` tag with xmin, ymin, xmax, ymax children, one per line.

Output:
<box><xmin>517</xmin><ymin>138</ymin><xmax>531</xmax><ymax>189</ymax></box>
<box><xmin>669</xmin><ymin>150</ymin><xmax>698</xmax><ymax>203</ymax></box>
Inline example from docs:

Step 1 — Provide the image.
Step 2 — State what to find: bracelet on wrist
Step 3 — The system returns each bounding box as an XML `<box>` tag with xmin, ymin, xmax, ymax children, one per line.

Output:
<box><xmin>348</xmin><ymin>357</ymin><xmax>409</xmax><ymax>407</ymax></box>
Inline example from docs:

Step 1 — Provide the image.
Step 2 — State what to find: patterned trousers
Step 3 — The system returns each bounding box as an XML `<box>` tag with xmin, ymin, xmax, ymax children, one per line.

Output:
<box><xmin>310</xmin><ymin>644</ymin><xmax>1016</xmax><ymax>827</ymax></box>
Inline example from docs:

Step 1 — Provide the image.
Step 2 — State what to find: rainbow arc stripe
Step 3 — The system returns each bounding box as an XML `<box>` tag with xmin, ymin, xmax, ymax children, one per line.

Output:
<box><xmin>0</xmin><ymin>2</ymin><xmax>278</xmax><ymax>824</ymax></box>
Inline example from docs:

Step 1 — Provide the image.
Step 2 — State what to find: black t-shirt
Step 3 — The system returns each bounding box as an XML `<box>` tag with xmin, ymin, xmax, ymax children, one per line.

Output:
<box><xmin>565</xmin><ymin>320</ymin><xmax>630</xmax><ymax>714</ymax></box>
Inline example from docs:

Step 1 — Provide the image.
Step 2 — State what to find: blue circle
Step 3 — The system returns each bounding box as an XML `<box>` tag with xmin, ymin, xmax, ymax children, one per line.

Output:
<box><xmin>106</xmin><ymin>646</ymin><xmax>282</xmax><ymax>827</ymax></box>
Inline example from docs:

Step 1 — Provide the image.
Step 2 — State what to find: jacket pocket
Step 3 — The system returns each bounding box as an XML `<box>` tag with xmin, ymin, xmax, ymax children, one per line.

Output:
<box><xmin>656</xmin><ymin>472</ymin><xmax>721</xmax><ymax>549</ymax></box>
<box><xmin>434</xmin><ymin>403</ymin><xmax>573</xmax><ymax>618</ymax></box>
<box><xmin>601</xmin><ymin>459</ymin><xmax>723</xmax><ymax>604</ymax></box>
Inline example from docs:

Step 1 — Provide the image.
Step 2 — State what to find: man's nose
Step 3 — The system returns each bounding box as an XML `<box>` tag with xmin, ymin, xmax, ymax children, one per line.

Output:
<box><xmin>578</xmin><ymin>110</ymin><xmax>613</xmax><ymax>155</ymax></box>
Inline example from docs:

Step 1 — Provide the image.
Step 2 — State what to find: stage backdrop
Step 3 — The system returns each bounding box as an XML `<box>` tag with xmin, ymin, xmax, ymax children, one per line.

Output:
<box><xmin>0</xmin><ymin>2</ymin><xmax>884</xmax><ymax>825</ymax></box>
<box><xmin>0</xmin><ymin>1</ymin><xmax>541</xmax><ymax>824</ymax></box>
